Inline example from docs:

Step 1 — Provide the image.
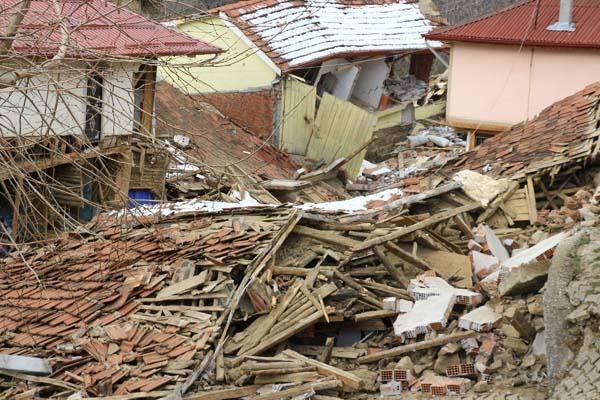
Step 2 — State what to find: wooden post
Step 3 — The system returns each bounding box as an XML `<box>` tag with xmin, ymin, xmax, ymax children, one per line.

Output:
<box><xmin>526</xmin><ymin>176</ymin><xmax>538</xmax><ymax>225</ymax></box>
<box><xmin>11</xmin><ymin>176</ymin><xmax>23</xmax><ymax>241</ymax></box>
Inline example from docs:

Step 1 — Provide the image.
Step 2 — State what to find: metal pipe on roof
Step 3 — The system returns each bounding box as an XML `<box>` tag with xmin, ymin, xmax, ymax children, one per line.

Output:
<box><xmin>547</xmin><ymin>0</ymin><xmax>575</xmax><ymax>32</ymax></box>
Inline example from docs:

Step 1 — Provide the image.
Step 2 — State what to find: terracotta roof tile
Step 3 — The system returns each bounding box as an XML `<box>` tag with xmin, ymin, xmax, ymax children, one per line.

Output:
<box><xmin>1</xmin><ymin>0</ymin><xmax>220</xmax><ymax>58</ymax></box>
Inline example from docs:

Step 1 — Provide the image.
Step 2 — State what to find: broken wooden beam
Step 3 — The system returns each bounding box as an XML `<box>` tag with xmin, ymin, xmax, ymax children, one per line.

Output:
<box><xmin>184</xmin><ymin>385</ymin><xmax>261</xmax><ymax>400</ymax></box>
<box><xmin>282</xmin><ymin>350</ymin><xmax>364</xmax><ymax>390</ymax></box>
<box><xmin>247</xmin><ymin>378</ymin><xmax>340</xmax><ymax>400</ymax></box>
<box><xmin>353</xmin><ymin>203</ymin><xmax>481</xmax><ymax>251</ymax></box>
<box><xmin>357</xmin><ymin>331</ymin><xmax>477</xmax><ymax>364</ymax></box>
<box><xmin>293</xmin><ymin>225</ymin><xmax>360</xmax><ymax>248</ymax></box>
<box><xmin>384</xmin><ymin>242</ymin><xmax>432</xmax><ymax>271</ymax></box>
<box><xmin>353</xmin><ymin>310</ymin><xmax>398</xmax><ymax>322</ymax></box>
<box><xmin>373</xmin><ymin>246</ymin><xmax>409</xmax><ymax>288</ymax></box>
<box><xmin>476</xmin><ymin>181</ymin><xmax>520</xmax><ymax>224</ymax></box>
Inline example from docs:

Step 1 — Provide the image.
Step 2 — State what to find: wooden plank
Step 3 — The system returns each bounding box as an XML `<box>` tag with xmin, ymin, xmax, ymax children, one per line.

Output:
<box><xmin>357</xmin><ymin>331</ymin><xmax>477</xmax><ymax>364</ymax></box>
<box><xmin>233</xmin><ymin>308</ymin><xmax>332</xmax><ymax>364</ymax></box>
<box><xmin>353</xmin><ymin>310</ymin><xmax>398</xmax><ymax>322</ymax></box>
<box><xmin>184</xmin><ymin>386</ymin><xmax>260</xmax><ymax>400</ymax></box>
<box><xmin>155</xmin><ymin>271</ymin><xmax>208</xmax><ymax>299</ymax></box>
<box><xmin>476</xmin><ymin>181</ymin><xmax>520</xmax><ymax>224</ymax></box>
<box><xmin>453</xmin><ymin>215</ymin><xmax>474</xmax><ymax>240</ymax></box>
<box><xmin>282</xmin><ymin>350</ymin><xmax>364</xmax><ymax>390</ymax></box>
<box><xmin>318</xmin><ymin>337</ymin><xmax>335</xmax><ymax>364</ymax></box>
<box><xmin>239</xmin><ymin>280</ymin><xmax>303</xmax><ymax>354</ymax></box>
<box><xmin>353</xmin><ymin>203</ymin><xmax>481</xmax><ymax>251</ymax></box>
<box><xmin>526</xmin><ymin>176</ymin><xmax>538</xmax><ymax>225</ymax></box>
<box><xmin>254</xmin><ymin>372</ymin><xmax>321</xmax><ymax>384</ymax></box>
<box><xmin>0</xmin><ymin>144</ymin><xmax>130</xmax><ymax>181</ymax></box>
<box><xmin>293</xmin><ymin>225</ymin><xmax>360</xmax><ymax>248</ymax></box>
<box><xmin>384</xmin><ymin>242</ymin><xmax>431</xmax><ymax>272</ymax></box>
<box><xmin>306</xmin><ymin>92</ymin><xmax>375</xmax><ymax>179</ymax></box>
<box><xmin>373</xmin><ymin>245</ymin><xmax>409</xmax><ymax>288</ymax></box>
<box><xmin>247</xmin><ymin>378</ymin><xmax>340</xmax><ymax>400</ymax></box>
<box><xmin>280</xmin><ymin>78</ymin><xmax>316</xmax><ymax>155</ymax></box>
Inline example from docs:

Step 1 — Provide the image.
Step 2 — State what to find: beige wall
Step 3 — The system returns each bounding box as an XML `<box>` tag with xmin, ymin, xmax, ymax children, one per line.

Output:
<box><xmin>447</xmin><ymin>42</ymin><xmax>600</xmax><ymax>131</ymax></box>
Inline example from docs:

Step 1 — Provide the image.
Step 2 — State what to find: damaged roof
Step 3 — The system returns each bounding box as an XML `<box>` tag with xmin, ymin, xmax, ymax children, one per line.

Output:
<box><xmin>1</xmin><ymin>0</ymin><xmax>220</xmax><ymax>58</ymax></box>
<box><xmin>155</xmin><ymin>81</ymin><xmax>298</xmax><ymax>179</ymax></box>
<box><xmin>445</xmin><ymin>82</ymin><xmax>600</xmax><ymax>179</ymax></box>
<box><xmin>425</xmin><ymin>0</ymin><xmax>600</xmax><ymax>49</ymax></box>
<box><xmin>0</xmin><ymin>204</ymin><xmax>295</xmax><ymax>396</ymax></box>
<box><xmin>211</xmin><ymin>0</ymin><xmax>443</xmax><ymax>70</ymax></box>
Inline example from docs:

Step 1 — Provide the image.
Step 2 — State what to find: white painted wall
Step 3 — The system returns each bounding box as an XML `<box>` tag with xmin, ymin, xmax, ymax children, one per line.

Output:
<box><xmin>0</xmin><ymin>61</ymin><xmax>138</xmax><ymax>138</ymax></box>
<box><xmin>332</xmin><ymin>66</ymin><xmax>361</xmax><ymax>100</ymax></box>
<box><xmin>351</xmin><ymin>59</ymin><xmax>390</xmax><ymax>109</ymax></box>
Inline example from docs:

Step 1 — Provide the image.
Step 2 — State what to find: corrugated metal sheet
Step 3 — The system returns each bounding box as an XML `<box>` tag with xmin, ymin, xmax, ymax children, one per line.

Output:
<box><xmin>213</xmin><ymin>0</ymin><xmax>442</xmax><ymax>70</ymax></box>
<box><xmin>426</xmin><ymin>0</ymin><xmax>600</xmax><ymax>48</ymax></box>
<box><xmin>1</xmin><ymin>0</ymin><xmax>220</xmax><ymax>58</ymax></box>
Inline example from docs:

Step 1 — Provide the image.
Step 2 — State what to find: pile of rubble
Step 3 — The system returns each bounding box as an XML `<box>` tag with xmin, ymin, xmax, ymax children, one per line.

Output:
<box><xmin>0</xmin><ymin>165</ymin><xmax>592</xmax><ymax>398</ymax></box>
<box><xmin>344</xmin><ymin>125</ymin><xmax>465</xmax><ymax>197</ymax></box>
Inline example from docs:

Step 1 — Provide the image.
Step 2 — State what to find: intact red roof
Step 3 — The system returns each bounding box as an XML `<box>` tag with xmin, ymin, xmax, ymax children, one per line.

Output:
<box><xmin>155</xmin><ymin>81</ymin><xmax>298</xmax><ymax>179</ymax></box>
<box><xmin>211</xmin><ymin>0</ymin><xmax>442</xmax><ymax>70</ymax></box>
<box><xmin>425</xmin><ymin>0</ymin><xmax>600</xmax><ymax>49</ymax></box>
<box><xmin>443</xmin><ymin>81</ymin><xmax>600</xmax><ymax>180</ymax></box>
<box><xmin>0</xmin><ymin>0</ymin><xmax>220</xmax><ymax>58</ymax></box>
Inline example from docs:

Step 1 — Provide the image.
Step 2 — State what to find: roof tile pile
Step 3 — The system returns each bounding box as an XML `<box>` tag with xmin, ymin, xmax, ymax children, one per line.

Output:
<box><xmin>0</xmin><ymin>205</ymin><xmax>295</xmax><ymax>397</ymax></box>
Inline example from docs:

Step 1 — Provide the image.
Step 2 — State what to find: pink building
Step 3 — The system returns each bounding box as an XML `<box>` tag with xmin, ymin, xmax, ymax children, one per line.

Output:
<box><xmin>426</xmin><ymin>0</ymin><xmax>600</xmax><ymax>148</ymax></box>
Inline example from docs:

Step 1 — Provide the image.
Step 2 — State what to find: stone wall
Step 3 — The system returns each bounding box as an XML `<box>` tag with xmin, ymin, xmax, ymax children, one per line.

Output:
<box><xmin>431</xmin><ymin>0</ymin><xmax>522</xmax><ymax>25</ymax></box>
<box><xmin>544</xmin><ymin>228</ymin><xmax>600</xmax><ymax>400</ymax></box>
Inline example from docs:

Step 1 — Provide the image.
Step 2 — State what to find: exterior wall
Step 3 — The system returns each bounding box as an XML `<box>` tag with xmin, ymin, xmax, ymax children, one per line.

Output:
<box><xmin>159</xmin><ymin>16</ymin><xmax>277</xmax><ymax>93</ymax></box>
<box><xmin>447</xmin><ymin>43</ymin><xmax>600</xmax><ymax>131</ymax></box>
<box><xmin>352</xmin><ymin>59</ymin><xmax>390</xmax><ymax>109</ymax></box>
<box><xmin>0</xmin><ymin>61</ymin><xmax>137</xmax><ymax>138</ymax></box>
<box><xmin>431</xmin><ymin>0</ymin><xmax>522</xmax><ymax>25</ymax></box>
<box><xmin>197</xmin><ymin>88</ymin><xmax>276</xmax><ymax>139</ymax></box>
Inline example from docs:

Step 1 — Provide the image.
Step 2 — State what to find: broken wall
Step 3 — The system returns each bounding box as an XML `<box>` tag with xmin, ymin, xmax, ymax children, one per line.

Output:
<box><xmin>196</xmin><ymin>88</ymin><xmax>277</xmax><ymax>139</ymax></box>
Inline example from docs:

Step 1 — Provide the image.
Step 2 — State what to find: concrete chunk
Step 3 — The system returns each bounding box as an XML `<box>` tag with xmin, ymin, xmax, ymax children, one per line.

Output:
<box><xmin>0</xmin><ymin>354</ymin><xmax>52</xmax><ymax>375</ymax></box>
<box><xmin>498</xmin><ymin>261</ymin><xmax>550</xmax><ymax>297</ymax></box>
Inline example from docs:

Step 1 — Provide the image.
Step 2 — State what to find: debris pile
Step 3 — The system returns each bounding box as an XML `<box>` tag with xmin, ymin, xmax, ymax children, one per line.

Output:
<box><xmin>384</xmin><ymin>75</ymin><xmax>428</xmax><ymax>102</ymax></box>
<box><xmin>0</xmin><ymin>205</ymin><xmax>297</xmax><ymax>397</ymax></box>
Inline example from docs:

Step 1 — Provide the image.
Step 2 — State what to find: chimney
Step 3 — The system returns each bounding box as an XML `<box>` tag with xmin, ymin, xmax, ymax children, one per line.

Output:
<box><xmin>547</xmin><ymin>0</ymin><xmax>575</xmax><ymax>31</ymax></box>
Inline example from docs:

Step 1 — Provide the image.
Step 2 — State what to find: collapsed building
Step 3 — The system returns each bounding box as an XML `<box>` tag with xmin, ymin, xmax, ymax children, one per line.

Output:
<box><xmin>0</xmin><ymin>0</ymin><xmax>219</xmax><ymax>241</ymax></box>
<box><xmin>161</xmin><ymin>0</ymin><xmax>447</xmax><ymax>178</ymax></box>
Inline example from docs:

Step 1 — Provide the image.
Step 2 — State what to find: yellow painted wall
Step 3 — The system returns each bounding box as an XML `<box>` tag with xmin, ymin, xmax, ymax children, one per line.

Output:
<box><xmin>281</xmin><ymin>78</ymin><xmax>316</xmax><ymax>155</ymax></box>
<box><xmin>159</xmin><ymin>16</ymin><xmax>277</xmax><ymax>93</ymax></box>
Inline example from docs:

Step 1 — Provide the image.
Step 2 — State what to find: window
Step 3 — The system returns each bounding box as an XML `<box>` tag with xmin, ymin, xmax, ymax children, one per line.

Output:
<box><xmin>85</xmin><ymin>72</ymin><xmax>103</xmax><ymax>143</ymax></box>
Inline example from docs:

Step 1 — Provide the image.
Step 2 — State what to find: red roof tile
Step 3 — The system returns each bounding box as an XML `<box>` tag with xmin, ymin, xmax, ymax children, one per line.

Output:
<box><xmin>425</xmin><ymin>0</ymin><xmax>600</xmax><ymax>49</ymax></box>
<box><xmin>1</xmin><ymin>0</ymin><xmax>220</xmax><ymax>58</ymax></box>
